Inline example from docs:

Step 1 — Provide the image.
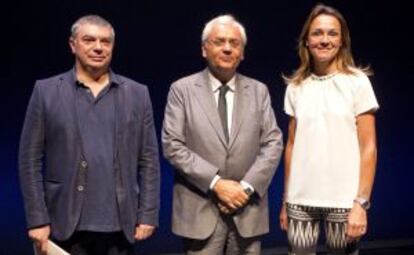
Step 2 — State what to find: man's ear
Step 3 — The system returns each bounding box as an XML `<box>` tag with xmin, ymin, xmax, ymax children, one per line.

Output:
<box><xmin>69</xmin><ymin>37</ymin><xmax>76</xmax><ymax>54</ymax></box>
<box><xmin>201</xmin><ymin>44</ymin><xmax>207</xmax><ymax>59</ymax></box>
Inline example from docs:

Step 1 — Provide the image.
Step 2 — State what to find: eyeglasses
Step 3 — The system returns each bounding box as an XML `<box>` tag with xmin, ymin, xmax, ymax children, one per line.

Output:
<box><xmin>206</xmin><ymin>38</ymin><xmax>242</xmax><ymax>48</ymax></box>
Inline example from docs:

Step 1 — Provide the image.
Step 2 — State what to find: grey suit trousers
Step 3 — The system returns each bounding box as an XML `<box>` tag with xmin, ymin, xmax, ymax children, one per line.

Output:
<box><xmin>183</xmin><ymin>215</ymin><xmax>261</xmax><ymax>255</ymax></box>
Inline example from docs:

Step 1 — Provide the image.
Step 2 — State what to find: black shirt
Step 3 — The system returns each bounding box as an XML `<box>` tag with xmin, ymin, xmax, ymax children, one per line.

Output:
<box><xmin>75</xmin><ymin>78</ymin><xmax>121</xmax><ymax>232</ymax></box>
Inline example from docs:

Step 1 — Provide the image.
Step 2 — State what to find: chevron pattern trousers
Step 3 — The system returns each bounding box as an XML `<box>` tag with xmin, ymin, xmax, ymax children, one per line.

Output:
<box><xmin>286</xmin><ymin>203</ymin><xmax>359</xmax><ymax>255</ymax></box>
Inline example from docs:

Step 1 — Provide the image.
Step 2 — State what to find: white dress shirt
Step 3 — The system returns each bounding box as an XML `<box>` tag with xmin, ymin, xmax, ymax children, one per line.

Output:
<box><xmin>209</xmin><ymin>71</ymin><xmax>236</xmax><ymax>133</ymax></box>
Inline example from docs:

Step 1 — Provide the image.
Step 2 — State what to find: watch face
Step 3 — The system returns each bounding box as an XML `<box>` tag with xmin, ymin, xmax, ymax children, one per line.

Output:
<box><xmin>355</xmin><ymin>198</ymin><xmax>370</xmax><ymax>210</ymax></box>
<box><xmin>244</xmin><ymin>187</ymin><xmax>253</xmax><ymax>196</ymax></box>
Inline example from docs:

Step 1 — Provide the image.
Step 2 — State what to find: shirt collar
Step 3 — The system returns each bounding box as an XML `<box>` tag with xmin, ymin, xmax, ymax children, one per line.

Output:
<box><xmin>207</xmin><ymin>71</ymin><xmax>236</xmax><ymax>92</ymax></box>
<box><xmin>71</xmin><ymin>67</ymin><xmax>121</xmax><ymax>89</ymax></box>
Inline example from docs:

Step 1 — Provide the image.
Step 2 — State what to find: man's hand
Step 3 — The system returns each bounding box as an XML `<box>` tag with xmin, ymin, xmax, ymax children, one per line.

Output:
<box><xmin>29</xmin><ymin>225</ymin><xmax>50</xmax><ymax>255</ymax></box>
<box><xmin>217</xmin><ymin>202</ymin><xmax>236</xmax><ymax>214</ymax></box>
<box><xmin>134</xmin><ymin>224</ymin><xmax>155</xmax><ymax>241</ymax></box>
<box><xmin>346</xmin><ymin>203</ymin><xmax>367</xmax><ymax>242</ymax></box>
<box><xmin>213</xmin><ymin>179</ymin><xmax>249</xmax><ymax>210</ymax></box>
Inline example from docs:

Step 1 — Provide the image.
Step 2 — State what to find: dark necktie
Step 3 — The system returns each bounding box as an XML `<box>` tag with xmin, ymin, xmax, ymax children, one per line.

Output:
<box><xmin>218</xmin><ymin>84</ymin><xmax>230</xmax><ymax>142</ymax></box>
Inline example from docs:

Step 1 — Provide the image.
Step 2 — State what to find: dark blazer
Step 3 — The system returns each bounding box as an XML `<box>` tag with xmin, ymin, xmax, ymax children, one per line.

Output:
<box><xmin>19</xmin><ymin>70</ymin><xmax>160</xmax><ymax>243</ymax></box>
<box><xmin>162</xmin><ymin>69</ymin><xmax>283</xmax><ymax>239</ymax></box>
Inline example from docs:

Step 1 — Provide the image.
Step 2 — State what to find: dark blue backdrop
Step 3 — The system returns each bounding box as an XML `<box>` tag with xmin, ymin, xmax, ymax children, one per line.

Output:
<box><xmin>3</xmin><ymin>0</ymin><xmax>413</xmax><ymax>254</ymax></box>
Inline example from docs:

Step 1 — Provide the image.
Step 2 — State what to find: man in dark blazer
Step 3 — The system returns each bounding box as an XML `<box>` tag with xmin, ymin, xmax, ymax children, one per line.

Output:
<box><xmin>162</xmin><ymin>15</ymin><xmax>283</xmax><ymax>254</ymax></box>
<box><xmin>19</xmin><ymin>15</ymin><xmax>160</xmax><ymax>255</ymax></box>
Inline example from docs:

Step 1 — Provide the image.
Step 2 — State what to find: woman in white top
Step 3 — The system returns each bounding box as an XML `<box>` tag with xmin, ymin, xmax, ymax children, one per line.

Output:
<box><xmin>280</xmin><ymin>4</ymin><xmax>379</xmax><ymax>255</ymax></box>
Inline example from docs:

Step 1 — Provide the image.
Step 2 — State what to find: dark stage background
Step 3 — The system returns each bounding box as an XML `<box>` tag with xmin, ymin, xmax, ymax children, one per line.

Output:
<box><xmin>3</xmin><ymin>0</ymin><xmax>413</xmax><ymax>254</ymax></box>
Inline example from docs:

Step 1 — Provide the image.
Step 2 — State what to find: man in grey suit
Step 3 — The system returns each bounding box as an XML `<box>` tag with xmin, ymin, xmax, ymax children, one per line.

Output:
<box><xmin>19</xmin><ymin>15</ymin><xmax>160</xmax><ymax>255</ymax></box>
<box><xmin>162</xmin><ymin>15</ymin><xmax>283</xmax><ymax>254</ymax></box>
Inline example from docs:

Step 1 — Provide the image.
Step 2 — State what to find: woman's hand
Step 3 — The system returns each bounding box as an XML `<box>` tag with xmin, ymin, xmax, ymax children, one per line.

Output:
<box><xmin>279</xmin><ymin>203</ymin><xmax>289</xmax><ymax>231</ymax></box>
<box><xmin>346</xmin><ymin>203</ymin><xmax>367</xmax><ymax>242</ymax></box>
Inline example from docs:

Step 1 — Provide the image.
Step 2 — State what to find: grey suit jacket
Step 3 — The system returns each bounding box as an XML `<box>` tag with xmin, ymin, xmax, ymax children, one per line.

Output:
<box><xmin>19</xmin><ymin>69</ymin><xmax>160</xmax><ymax>243</ymax></box>
<box><xmin>162</xmin><ymin>69</ymin><xmax>283</xmax><ymax>239</ymax></box>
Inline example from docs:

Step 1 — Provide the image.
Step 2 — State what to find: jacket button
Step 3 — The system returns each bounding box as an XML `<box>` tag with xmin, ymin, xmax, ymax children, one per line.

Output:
<box><xmin>77</xmin><ymin>185</ymin><xmax>84</xmax><ymax>191</ymax></box>
<box><xmin>80</xmin><ymin>161</ymin><xmax>88</xmax><ymax>168</ymax></box>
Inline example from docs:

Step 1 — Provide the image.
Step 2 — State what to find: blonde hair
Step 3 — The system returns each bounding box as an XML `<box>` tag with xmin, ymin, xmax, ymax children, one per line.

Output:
<box><xmin>284</xmin><ymin>4</ymin><xmax>371</xmax><ymax>85</ymax></box>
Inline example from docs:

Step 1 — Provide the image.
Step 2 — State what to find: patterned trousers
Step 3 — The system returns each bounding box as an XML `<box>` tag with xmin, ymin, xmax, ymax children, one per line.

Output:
<box><xmin>286</xmin><ymin>203</ymin><xmax>359</xmax><ymax>255</ymax></box>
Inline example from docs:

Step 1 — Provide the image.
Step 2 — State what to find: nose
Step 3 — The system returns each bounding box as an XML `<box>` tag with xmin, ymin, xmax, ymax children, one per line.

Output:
<box><xmin>93</xmin><ymin>41</ymin><xmax>103</xmax><ymax>53</ymax></box>
<box><xmin>222</xmin><ymin>41</ymin><xmax>232</xmax><ymax>53</ymax></box>
<box><xmin>318</xmin><ymin>34</ymin><xmax>330</xmax><ymax>48</ymax></box>
<box><xmin>321</xmin><ymin>34</ymin><xmax>329</xmax><ymax>44</ymax></box>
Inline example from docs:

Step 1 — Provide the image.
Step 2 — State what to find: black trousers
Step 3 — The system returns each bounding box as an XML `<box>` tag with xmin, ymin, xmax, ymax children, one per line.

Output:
<box><xmin>55</xmin><ymin>231</ymin><xmax>135</xmax><ymax>255</ymax></box>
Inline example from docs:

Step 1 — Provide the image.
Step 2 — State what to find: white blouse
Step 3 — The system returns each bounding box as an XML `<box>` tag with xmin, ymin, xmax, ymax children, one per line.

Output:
<box><xmin>284</xmin><ymin>69</ymin><xmax>379</xmax><ymax>208</ymax></box>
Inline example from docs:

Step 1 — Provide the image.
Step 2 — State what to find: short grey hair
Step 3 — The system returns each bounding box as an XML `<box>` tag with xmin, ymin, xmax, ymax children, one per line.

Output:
<box><xmin>70</xmin><ymin>15</ymin><xmax>115</xmax><ymax>39</ymax></box>
<box><xmin>201</xmin><ymin>15</ymin><xmax>247</xmax><ymax>46</ymax></box>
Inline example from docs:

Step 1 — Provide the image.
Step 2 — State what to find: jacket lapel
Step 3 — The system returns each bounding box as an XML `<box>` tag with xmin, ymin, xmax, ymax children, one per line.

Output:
<box><xmin>110</xmin><ymin>72</ymin><xmax>125</xmax><ymax>162</ymax></box>
<box><xmin>192</xmin><ymin>69</ymin><xmax>228</xmax><ymax>147</ymax></box>
<box><xmin>229</xmin><ymin>74</ymin><xmax>248</xmax><ymax>150</ymax></box>
<box><xmin>58</xmin><ymin>70</ymin><xmax>84</xmax><ymax>147</ymax></box>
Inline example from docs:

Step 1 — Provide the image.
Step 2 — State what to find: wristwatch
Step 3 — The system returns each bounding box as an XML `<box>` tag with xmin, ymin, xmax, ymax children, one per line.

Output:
<box><xmin>244</xmin><ymin>186</ymin><xmax>254</xmax><ymax>196</ymax></box>
<box><xmin>354</xmin><ymin>197</ymin><xmax>371</xmax><ymax>210</ymax></box>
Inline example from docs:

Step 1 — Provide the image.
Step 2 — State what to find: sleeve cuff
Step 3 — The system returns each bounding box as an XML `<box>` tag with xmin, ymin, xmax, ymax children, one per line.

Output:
<box><xmin>240</xmin><ymin>180</ymin><xmax>255</xmax><ymax>195</ymax></box>
<box><xmin>209</xmin><ymin>175</ymin><xmax>221</xmax><ymax>190</ymax></box>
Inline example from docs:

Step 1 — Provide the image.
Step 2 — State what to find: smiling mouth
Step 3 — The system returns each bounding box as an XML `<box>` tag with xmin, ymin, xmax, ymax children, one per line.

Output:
<box><xmin>89</xmin><ymin>56</ymin><xmax>105</xmax><ymax>61</ymax></box>
<box><xmin>220</xmin><ymin>57</ymin><xmax>234</xmax><ymax>62</ymax></box>
<box><xmin>316</xmin><ymin>49</ymin><xmax>334</xmax><ymax>54</ymax></box>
